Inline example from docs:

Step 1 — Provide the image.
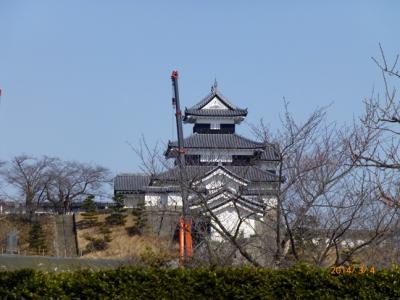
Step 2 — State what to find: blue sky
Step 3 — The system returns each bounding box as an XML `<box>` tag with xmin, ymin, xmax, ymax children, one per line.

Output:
<box><xmin>0</xmin><ymin>1</ymin><xmax>399</xmax><ymax>175</ymax></box>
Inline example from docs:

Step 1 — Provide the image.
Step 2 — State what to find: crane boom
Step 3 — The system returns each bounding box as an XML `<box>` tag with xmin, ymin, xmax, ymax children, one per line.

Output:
<box><xmin>171</xmin><ymin>71</ymin><xmax>192</xmax><ymax>265</ymax></box>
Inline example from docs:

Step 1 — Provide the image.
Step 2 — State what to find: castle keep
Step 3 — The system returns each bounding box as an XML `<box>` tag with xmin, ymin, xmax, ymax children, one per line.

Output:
<box><xmin>114</xmin><ymin>82</ymin><xmax>279</xmax><ymax>240</ymax></box>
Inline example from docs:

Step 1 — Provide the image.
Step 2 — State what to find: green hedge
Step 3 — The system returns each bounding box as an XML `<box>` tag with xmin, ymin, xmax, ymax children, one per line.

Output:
<box><xmin>0</xmin><ymin>265</ymin><xmax>400</xmax><ymax>299</ymax></box>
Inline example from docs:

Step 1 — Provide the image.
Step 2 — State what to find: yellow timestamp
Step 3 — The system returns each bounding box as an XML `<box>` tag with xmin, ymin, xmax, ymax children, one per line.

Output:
<box><xmin>330</xmin><ymin>265</ymin><xmax>376</xmax><ymax>275</ymax></box>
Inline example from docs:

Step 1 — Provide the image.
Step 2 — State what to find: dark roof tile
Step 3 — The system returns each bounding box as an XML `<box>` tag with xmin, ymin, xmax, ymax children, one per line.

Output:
<box><xmin>260</xmin><ymin>145</ymin><xmax>280</xmax><ymax>161</ymax></box>
<box><xmin>154</xmin><ymin>165</ymin><xmax>279</xmax><ymax>183</ymax></box>
<box><xmin>184</xmin><ymin>89</ymin><xmax>247</xmax><ymax>119</ymax></box>
<box><xmin>189</xmin><ymin>89</ymin><xmax>243</xmax><ymax>110</ymax></box>
<box><xmin>114</xmin><ymin>166</ymin><xmax>280</xmax><ymax>194</ymax></box>
<box><xmin>185</xmin><ymin>108</ymin><xmax>247</xmax><ymax>117</ymax></box>
<box><xmin>167</xmin><ymin>133</ymin><xmax>265</xmax><ymax>150</ymax></box>
<box><xmin>114</xmin><ymin>174</ymin><xmax>150</xmax><ymax>192</ymax></box>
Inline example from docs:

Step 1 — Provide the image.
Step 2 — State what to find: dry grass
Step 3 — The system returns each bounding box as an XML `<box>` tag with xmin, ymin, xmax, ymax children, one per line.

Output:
<box><xmin>76</xmin><ymin>213</ymin><xmax>178</xmax><ymax>260</ymax></box>
<box><xmin>0</xmin><ymin>214</ymin><xmax>55</xmax><ymax>255</ymax></box>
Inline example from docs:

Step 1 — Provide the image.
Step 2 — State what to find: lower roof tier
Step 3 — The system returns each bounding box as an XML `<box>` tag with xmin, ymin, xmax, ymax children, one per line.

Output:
<box><xmin>153</xmin><ymin>165</ymin><xmax>279</xmax><ymax>183</ymax></box>
<box><xmin>114</xmin><ymin>165</ymin><xmax>281</xmax><ymax>195</ymax></box>
<box><xmin>165</xmin><ymin>133</ymin><xmax>279</xmax><ymax>161</ymax></box>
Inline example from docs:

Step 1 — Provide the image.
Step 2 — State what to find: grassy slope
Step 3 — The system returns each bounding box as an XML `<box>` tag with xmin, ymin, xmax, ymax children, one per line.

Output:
<box><xmin>76</xmin><ymin>213</ymin><xmax>178</xmax><ymax>261</ymax></box>
<box><xmin>0</xmin><ymin>215</ymin><xmax>55</xmax><ymax>256</ymax></box>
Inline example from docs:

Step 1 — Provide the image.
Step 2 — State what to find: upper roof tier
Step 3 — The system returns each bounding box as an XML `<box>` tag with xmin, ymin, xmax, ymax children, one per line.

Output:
<box><xmin>184</xmin><ymin>83</ymin><xmax>247</xmax><ymax>123</ymax></box>
<box><xmin>165</xmin><ymin>133</ymin><xmax>266</xmax><ymax>158</ymax></box>
<box><xmin>165</xmin><ymin>133</ymin><xmax>280</xmax><ymax>162</ymax></box>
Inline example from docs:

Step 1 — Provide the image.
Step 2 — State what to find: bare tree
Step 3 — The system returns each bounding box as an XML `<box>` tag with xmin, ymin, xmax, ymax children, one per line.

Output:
<box><xmin>251</xmin><ymin>105</ymin><xmax>336</xmax><ymax>265</ymax></box>
<box><xmin>126</xmin><ymin>47</ymin><xmax>400</xmax><ymax>268</ymax></box>
<box><xmin>130</xmin><ymin>100</ymin><xmax>400</xmax><ymax>268</ymax></box>
<box><xmin>300</xmin><ymin>169</ymin><xmax>399</xmax><ymax>267</ymax></box>
<box><xmin>131</xmin><ymin>105</ymin><xmax>388</xmax><ymax>268</ymax></box>
<box><xmin>351</xmin><ymin>44</ymin><xmax>400</xmax><ymax>207</ymax></box>
<box><xmin>0</xmin><ymin>159</ymin><xmax>6</xmax><ymax>200</ymax></box>
<box><xmin>127</xmin><ymin>136</ymin><xmax>172</xmax><ymax>176</ymax></box>
<box><xmin>1</xmin><ymin>155</ymin><xmax>54</xmax><ymax>216</ymax></box>
<box><xmin>248</xmin><ymin>101</ymin><xmax>398</xmax><ymax>268</ymax></box>
<box><xmin>45</xmin><ymin>159</ymin><xmax>111</xmax><ymax>214</ymax></box>
<box><xmin>0</xmin><ymin>155</ymin><xmax>111</xmax><ymax>215</ymax></box>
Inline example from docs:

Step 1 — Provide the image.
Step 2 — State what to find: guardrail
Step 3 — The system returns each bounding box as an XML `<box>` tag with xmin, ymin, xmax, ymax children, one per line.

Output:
<box><xmin>1</xmin><ymin>248</ymin><xmax>48</xmax><ymax>256</ymax></box>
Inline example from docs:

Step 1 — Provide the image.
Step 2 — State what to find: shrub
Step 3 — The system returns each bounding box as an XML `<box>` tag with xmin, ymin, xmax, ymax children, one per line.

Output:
<box><xmin>79</xmin><ymin>195</ymin><xmax>99</xmax><ymax>228</ymax></box>
<box><xmin>83</xmin><ymin>224</ymin><xmax>112</xmax><ymax>253</ymax></box>
<box><xmin>28</xmin><ymin>222</ymin><xmax>47</xmax><ymax>253</ymax></box>
<box><xmin>126</xmin><ymin>225</ymin><xmax>141</xmax><ymax>236</ymax></box>
<box><xmin>1</xmin><ymin>265</ymin><xmax>400</xmax><ymax>299</ymax></box>
<box><xmin>99</xmin><ymin>224</ymin><xmax>112</xmax><ymax>243</ymax></box>
<box><xmin>84</xmin><ymin>236</ymin><xmax>109</xmax><ymax>253</ymax></box>
<box><xmin>106</xmin><ymin>194</ymin><xmax>127</xmax><ymax>226</ymax></box>
<box><xmin>139</xmin><ymin>246</ymin><xmax>175</xmax><ymax>267</ymax></box>
<box><xmin>129</xmin><ymin>200</ymin><xmax>147</xmax><ymax>235</ymax></box>
<box><xmin>132</xmin><ymin>201</ymin><xmax>147</xmax><ymax>233</ymax></box>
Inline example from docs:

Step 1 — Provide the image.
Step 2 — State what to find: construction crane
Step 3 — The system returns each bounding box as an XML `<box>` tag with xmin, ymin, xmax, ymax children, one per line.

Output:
<box><xmin>171</xmin><ymin>71</ymin><xmax>193</xmax><ymax>266</ymax></box>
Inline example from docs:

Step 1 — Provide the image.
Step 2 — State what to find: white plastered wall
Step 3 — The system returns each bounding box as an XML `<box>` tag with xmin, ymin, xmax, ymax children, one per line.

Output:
<box><xmin>202</xmin><ymin>97</ymin><xmax>229</xmax><ymax>110</ymax></box>
<box><xmin>199</xmin><ymin>167</ymin><xmax>247</xmax><ymax>193</ymax></box>
<box><xmin>210</xmin><ymin>203</ymin><xmax>258</xmax><ymax>241</ymax></box>
<box><xmin>145</xmin><ymin>193</ymin><xmax>182</xmax><ymax>207</ymax></box>
<box><xmin>143</xmin><ymin>168</ymin><xmax>277</xmax><ymax>241</ymax></box>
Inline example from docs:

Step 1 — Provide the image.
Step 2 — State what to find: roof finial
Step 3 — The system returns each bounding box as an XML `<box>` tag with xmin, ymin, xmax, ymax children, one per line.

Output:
<box><xmin>211</xmin><ymin>78</ymin><xmax>218</xmax><ymax>93</ymax></box>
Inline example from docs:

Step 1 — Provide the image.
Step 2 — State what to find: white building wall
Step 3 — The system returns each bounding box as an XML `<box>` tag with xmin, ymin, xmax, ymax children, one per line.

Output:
<box><xmin>263</xmin><ymin>196</ymin><xmax>277</xmax><ymax>209</ymax></box>
<box><xmin>210</xmin><ymin>204</ymin><xmax>258</xmax><ymax>241</ymax></box>
<box><xmin>123</xmin><ymin>194</ymin><xmax>144</xmax><ymax>208</ymax></box>
<box><xmin>167</xmin><ymin>193</ymin><xmax>182</xmax><ymax>206</ymax></box>
<box><xmin>202</xmin><ymin>97</ymin><xmax>229</xmax><ymax>110</ymax></box>
<box><xmin>201</xmin><ymin>168</ymin><xmax>246</xmax><ymax>192</ymax></box>
<box><xmin>143</xmin><ymin>170</ymin><xmax>277</xmax><ymax>242</ymax></box>
<box><xmin>145</xmin><ymin>193</ymin><xmax>182</xmax><ymax>207</ymax></box>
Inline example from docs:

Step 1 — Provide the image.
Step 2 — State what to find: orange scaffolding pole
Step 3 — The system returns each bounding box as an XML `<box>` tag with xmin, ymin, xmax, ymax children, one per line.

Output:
<box><xmin>179</xmin><ymin>217</ymin><xmax>185</xmax><ymax>264</ymax></box>
<box><xmin>185</xmin><ymin>218</ymin><xmax>193</xmax><ymax>258</ymax></box>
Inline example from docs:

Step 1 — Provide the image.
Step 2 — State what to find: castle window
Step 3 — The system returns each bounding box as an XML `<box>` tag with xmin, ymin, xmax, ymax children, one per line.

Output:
<box><xmin>210</xmin><ymin>123</ymin><xmax>220</xmax><ymax>130</ymax></box>
<box><xmin>200</xmin><ymin>154</ymin><xmax>232</xmax><ymax>163</ymax></box>
<box><xmin>160</xmin><ymin>194</ymin><xmax>168</xmax><ymax>206</ymax></box>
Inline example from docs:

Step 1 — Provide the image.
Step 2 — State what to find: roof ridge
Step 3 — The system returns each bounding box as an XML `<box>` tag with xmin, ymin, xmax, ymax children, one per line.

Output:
<box><xmin>213</xmin><ymin>165</ymin><xmax>251</xmax><ymax>183</ymax></box>
<box><xmin>213</xmin><ymin>90</ymin><xmax>237</xmax><ymax>109</ymax></box>
<box><xmin>232</xmin><ymin>133</ymin><xmax>265</xmax><ymax>145</ymax></box>
<box><xmin>116</xmin><ymin>173</ymin><xmax>150</xmax><ymax>177</ymax></box>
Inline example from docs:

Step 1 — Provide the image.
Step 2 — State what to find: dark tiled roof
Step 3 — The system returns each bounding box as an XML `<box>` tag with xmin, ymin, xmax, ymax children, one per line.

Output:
<box><xmin>143</xmin><ymin>186</ymin><xmax>181</xmax><ymax>193</ymax></box>
<box><xmin>114</xmin><ymin>166</ymin><xmax>280</xmax><ymax>194</ymax></box>
<box><xmin>114</xmin><ymin>174</ymin><xmax>150</xmax><ymax>193</ymax></box>
<box><xmin>191</xmin><ymin>189</ymin><xmax>265</xmax><ymax>213</ymax></box>
<box><xmin>241</xmin><ymin>188</ymin><xmax>276</xmax><ymax>196</ymax></box>
<box><xmin>154</xmin><ymin>166</ymin><xmax>211</xmax><ymax>182</ymax></box>
<box><xmin>184</xmin><ymin>89</ymin><xmax>247</xmax><ymax>119</ymax></box>
<box><xmin>167</xmin><ymin>133</ymin><xmax>265</xmax><ymax>150</ymax></box>
<box><xmin>185</xmin><ymin>108</ymin><xmax>247</xmax><ymax>117</ymax></box>
<box><xmin>154</xmin><ymin>165</ymin><xmax>279</xmax><ymax>183</ymax></box>
<box><xmin>260</xmin><ymin>144</ymin><xmax>280</xmax><ymax>161</ymax></box>
<box><xmin>225</xmin><ymin>166</ymin><xmax>279</xmax><ymax>182</ymax></box>
<box><xmin>189</xmin><ymin>89</ymin><xmax>242</xmax><ymax>110</ymax></box>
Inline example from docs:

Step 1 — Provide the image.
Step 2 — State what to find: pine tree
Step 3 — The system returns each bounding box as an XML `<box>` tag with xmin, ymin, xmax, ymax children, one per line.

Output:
<box><xmin>106</xmin><ymin>194</ymin><xmax>127</xmax><ymax>225</ymax></box>
<box><xmin>99</xmin><ymin>224</ymin><xmax>112</xmax><ymax>243</ymax></box>
<box><xmin>80</xmin><ymin>195</ymin><xmax>98</xmax><ymax>228</ymax></box>
<box><xmin>28</xmin><ymin>222</ymin><xmax>46</xmax><ymax>253</ymax></box>
<box><xmin>129</xmin><ymin>200</ymin><xmax>147</xmax><ymax>235</ymax></box>
<box><xmin>132</xmin><ymin>201</ymin><xmax>147</xmax><ymax>234</ymax></box>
